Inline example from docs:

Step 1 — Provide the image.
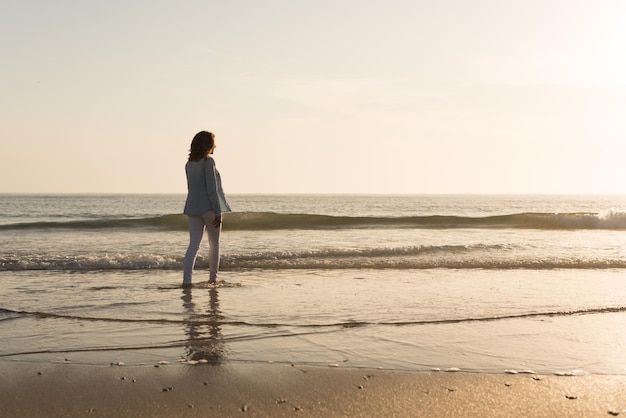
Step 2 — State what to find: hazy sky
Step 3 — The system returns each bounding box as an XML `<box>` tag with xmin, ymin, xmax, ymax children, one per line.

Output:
<box><xmin>2</xmin><ymin>0</ymin><xmax>626</xmax><ymax>194</ymax></box>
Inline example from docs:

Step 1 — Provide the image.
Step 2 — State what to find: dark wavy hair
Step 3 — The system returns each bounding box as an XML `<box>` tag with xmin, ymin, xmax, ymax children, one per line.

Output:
<box><xmin>188</xmin><ymin>131</ymin><xmax>215</xmax><ymax>161</ymax></box>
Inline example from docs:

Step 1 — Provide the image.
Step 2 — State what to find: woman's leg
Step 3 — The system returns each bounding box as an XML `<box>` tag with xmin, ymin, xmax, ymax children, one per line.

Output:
<box><xmin>202</xmin><ymin>211</ymin><xmax>222</xmax><ymax>283</ymax></box>
<box><xmin>183</xmin><ymin>215</ymin><xmax>205</xmax><ymax>284</ymax></box>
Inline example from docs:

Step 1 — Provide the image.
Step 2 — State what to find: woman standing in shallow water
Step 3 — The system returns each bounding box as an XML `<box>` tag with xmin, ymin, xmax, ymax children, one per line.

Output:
<box><xmin>183</xmin><ymin>131</ymin><xmax>231</xmax><ymax>287</ymax></box>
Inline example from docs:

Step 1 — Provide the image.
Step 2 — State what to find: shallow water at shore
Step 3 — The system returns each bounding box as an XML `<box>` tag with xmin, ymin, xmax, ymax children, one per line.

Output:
<box><xmin>3</xmin><ymin>194</ymin><xmax>626</xmax><ymax>375</ymax></box>
<box><xmin>3</xmin><ymin>268</ymin><xmax>626</xmax><ymax>375</ymax></box>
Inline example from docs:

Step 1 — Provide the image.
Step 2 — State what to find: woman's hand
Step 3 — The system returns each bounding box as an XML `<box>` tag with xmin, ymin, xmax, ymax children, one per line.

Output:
<box><xmin>212</xmin><ymin>216</ymin><xmax>222</xmax><ymax>228</ymax></box>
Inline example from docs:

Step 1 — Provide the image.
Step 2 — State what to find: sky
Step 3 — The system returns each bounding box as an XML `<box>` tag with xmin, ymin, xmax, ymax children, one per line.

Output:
<box><xmin>1</xmin><ymin>0</ymin><xmax>626</xmax><ymax>194</ymax></box>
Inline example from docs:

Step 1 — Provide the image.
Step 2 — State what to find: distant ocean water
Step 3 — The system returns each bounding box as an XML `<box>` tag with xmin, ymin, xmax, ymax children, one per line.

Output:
<box><xmin>2</xmin><ymin>194</ymin><xmax>626</xmax><ymax>374</ymax></box>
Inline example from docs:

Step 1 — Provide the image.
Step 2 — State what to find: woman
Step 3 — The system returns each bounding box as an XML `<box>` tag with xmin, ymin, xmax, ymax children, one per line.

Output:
<box><xmin>182</xmin><ymin>131</ymin><xmax>231</xmax><ymax>287</ymax></box>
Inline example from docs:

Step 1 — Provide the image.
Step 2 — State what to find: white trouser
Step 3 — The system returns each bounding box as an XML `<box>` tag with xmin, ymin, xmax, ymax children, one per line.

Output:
<box><xmin>183</xmin><ymin>211</ymin><xmax>221</xmax><ymax>283</ymax></box>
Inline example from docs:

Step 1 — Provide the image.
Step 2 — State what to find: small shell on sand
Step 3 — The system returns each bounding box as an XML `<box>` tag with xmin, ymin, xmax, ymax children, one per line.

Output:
<box><xmin>555</xmin><ymin>370</ymin><xmax>583</xmax><ymax>376</ymax></box>
<box><xmin>506</xmin><ymin>369</ymin><xmax>536</xmax><ymax>375</ymax></box>
<box><xmin>445</xmin><ymin>368</ymin><xmax>460</xmax><ymax>372</ymax></box>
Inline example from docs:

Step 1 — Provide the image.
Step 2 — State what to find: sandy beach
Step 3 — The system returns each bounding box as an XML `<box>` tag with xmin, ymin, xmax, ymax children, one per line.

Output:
<box><xmin>1</xmin><ymin>362</ymin><xmax>625</xmax><ymax>417</ymax></box>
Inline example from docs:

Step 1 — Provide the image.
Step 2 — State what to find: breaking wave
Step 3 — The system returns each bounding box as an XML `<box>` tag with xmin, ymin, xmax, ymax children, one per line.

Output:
<box><xmin>2</xmin><ymin>244</ymin><xmax>626</xmax><ymax>271</ymax></box>
<box><xmin>3</xmin><ymin>210</ymin><xmax>626</xmax><ymax>231</ymax></box>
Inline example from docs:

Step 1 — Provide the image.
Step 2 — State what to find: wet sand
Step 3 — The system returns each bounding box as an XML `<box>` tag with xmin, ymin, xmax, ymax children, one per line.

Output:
<box><xmin>1</xmin><ymin>362</ymin><xmax>626</xmax><ymax>417</ymax></box>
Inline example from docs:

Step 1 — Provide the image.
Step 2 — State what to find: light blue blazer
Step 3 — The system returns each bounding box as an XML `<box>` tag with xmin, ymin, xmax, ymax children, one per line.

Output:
<box><xmin>183</xmin><ymin>157</ymin><xmax>231</xmax><ymax>217</ymax></box>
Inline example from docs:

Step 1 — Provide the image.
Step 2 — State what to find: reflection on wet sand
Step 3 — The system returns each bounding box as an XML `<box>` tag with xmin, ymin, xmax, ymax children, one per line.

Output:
<box><xmin>181</xmin><ymin>287</ymin><xmax>225</xmax><ymax>363</ymax></box>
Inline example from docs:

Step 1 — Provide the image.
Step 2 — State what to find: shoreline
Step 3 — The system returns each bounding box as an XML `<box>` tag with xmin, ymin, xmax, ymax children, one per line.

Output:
<box><xmin>2</xmin><ymin>362</ymin><xmax>625</xmax><ymax>417</ymax></box>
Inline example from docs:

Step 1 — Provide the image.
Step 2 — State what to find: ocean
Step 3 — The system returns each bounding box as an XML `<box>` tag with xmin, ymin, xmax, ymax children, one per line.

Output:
<box><xmin>2</xmin><ymin>194</ymin><xmax>626</xmax><ymax>374</ymax></box>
